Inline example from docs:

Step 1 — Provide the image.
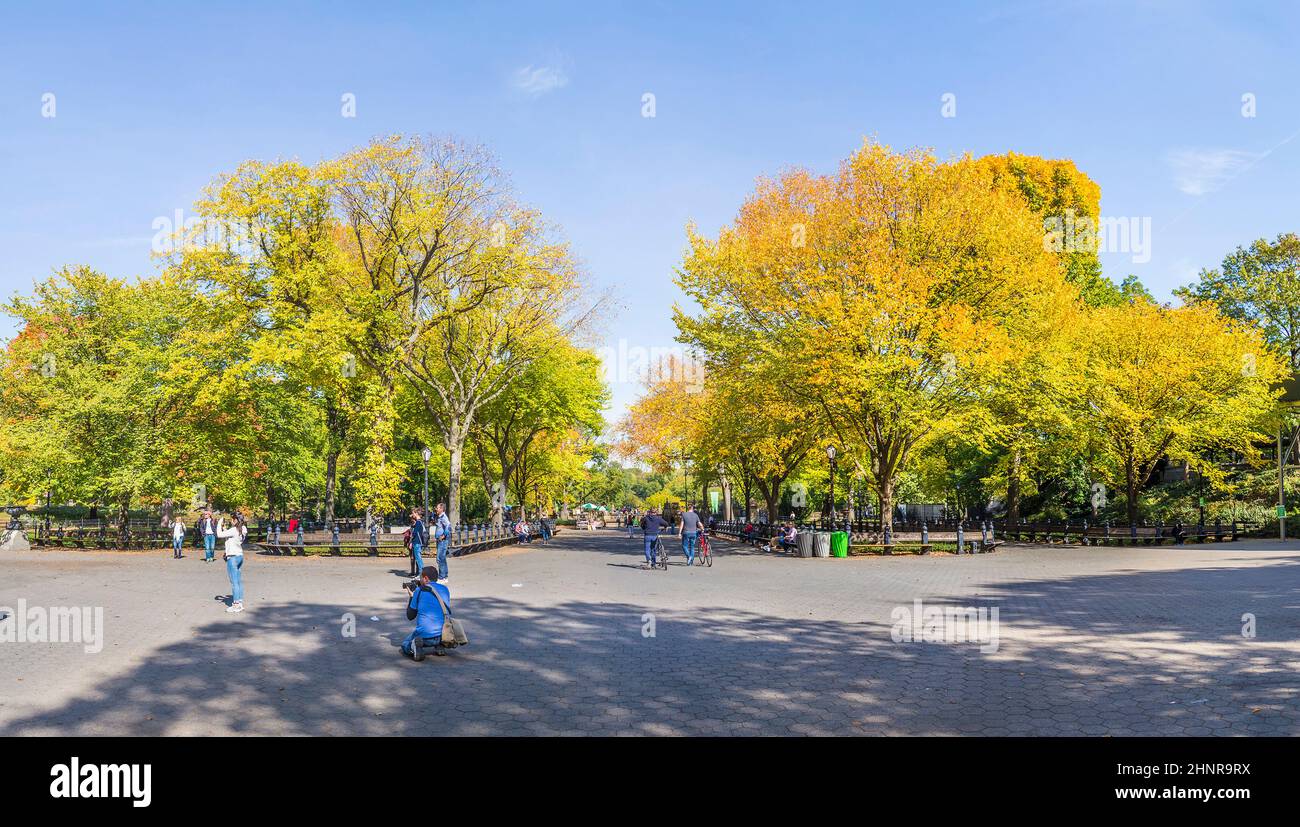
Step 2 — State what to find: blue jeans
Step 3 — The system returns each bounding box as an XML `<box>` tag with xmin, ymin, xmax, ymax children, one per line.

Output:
<box><xmin>204</xmin><ymin>533</ymin><xmax>215</xmax><ymax>560</ymax></box>
<box><xmin>401</xmin><ymin>628</ymin><xmax>441</xmax><ymax>655</ymax></box>
<box><xmin>226</xmin><ymin>555</ymin><xmax>244</xmax><ymax>603</ymax></box>
<box><xmin>643</xmin><ymin>535</ymin><xmax>658</xmax><ymax>563</ymax></box>
<box><xmin>682</xmin><ymin>531</ymin><xmax>697</xmax><ymax>564</ymax></box>
<box><xmin>412</xmin><ymin>542</ymin><xmax>424</xmax><ymax>573</ymax></box>
<box><xmin>437</xmin><ymin>539</ymin><xmax>449</xmax><ymax>580</ymax></box>
<box><xmin>173</xmin><ymin>537</ymin><xmax>183</xmax><ymax>556</ymax></box>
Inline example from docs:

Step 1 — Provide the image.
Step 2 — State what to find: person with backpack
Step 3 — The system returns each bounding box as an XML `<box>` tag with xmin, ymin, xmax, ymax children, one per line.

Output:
<box><xmin>403</xmin><ymin>525</ymin><xmax>416</xmax><ymax>576</ymax></box>
<box><xmin>401</xmin><ymin>565</ymin><xmax>452</xmax><ymax>660</ymax></box>
<box><xmin>409</xmin><ymin>508</ymin><xmax>427</xmax><ymax>577</ymax></box>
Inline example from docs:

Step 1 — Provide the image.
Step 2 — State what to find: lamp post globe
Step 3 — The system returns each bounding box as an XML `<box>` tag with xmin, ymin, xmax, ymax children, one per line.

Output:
<box><xmin>420</xmin><ymin>446</ymin><xmax>432</xmax><ymax>516</ymax></box>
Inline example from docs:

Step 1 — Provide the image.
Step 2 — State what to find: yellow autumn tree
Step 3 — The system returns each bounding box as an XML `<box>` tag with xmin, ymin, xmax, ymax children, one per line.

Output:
<box><xmin>676</xmin><ymin>141</ymin><xmax>1069</xmax><ymax>532</ymax></box>
<box><xmin>615</xmin><ymin>353</ymin><xmax>703</xmax><ymax>475</ymax></box>
<box><xmin>1068</xmin><ymin>298</ymin><xmax>1285</xmax><ymax>524</ymax></box>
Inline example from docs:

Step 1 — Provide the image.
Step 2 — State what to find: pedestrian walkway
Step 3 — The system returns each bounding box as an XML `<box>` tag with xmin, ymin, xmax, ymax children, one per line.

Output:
<box><xmin>1</xmin><ymin>530</ymin><xmax>1297</xmax><ymax>735</ymax></box>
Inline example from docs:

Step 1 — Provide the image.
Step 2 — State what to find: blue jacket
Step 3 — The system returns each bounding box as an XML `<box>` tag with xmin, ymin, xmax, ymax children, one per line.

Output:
<box><xmin>640</xmin><ymin>515</ymin><xmax>669</xmax><ymax>537</ymax></box>
<box><xmin>406</xmin><ymin>582</ymin><xmax>451</xmax><ymax>638</ymax></box>
<box><xmin>411</xmin><ymin>519</ymin><xmax>427</xmax><ymax>547</ymax></box>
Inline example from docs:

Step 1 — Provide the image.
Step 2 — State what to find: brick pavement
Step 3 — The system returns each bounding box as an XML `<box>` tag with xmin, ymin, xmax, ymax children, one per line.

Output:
<box><xmin>1</xmin><ymin>530</ymin><xmax>1297</xmax><ymax>735</ymax></box>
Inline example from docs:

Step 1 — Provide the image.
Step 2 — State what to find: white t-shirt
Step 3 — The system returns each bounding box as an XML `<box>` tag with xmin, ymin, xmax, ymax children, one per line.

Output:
<box><xmin>217</xmin><ymin>521</ymin><xmax>247</xmax><ymax>555</ymax></box>
<box><xmin>172</xmin><ymin>522</ymin><xmax>185</xmax><ymax>540</ymax></box>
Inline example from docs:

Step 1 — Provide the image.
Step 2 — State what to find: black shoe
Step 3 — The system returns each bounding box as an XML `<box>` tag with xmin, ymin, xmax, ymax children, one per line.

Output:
<box><xmin>412</xmin><ymin>638</ymin><xmax>425</xmax><ymax>662</ymax></box>
<box><xmin>432</xmin><ymin>645</ymin><xmax>447</xmax><ymax>657</ymax></box>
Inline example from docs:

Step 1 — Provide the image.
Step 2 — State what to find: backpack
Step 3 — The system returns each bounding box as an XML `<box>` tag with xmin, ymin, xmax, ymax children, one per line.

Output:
<box><xmin>430</xmin><ymin>588</ymin><xmax>469</xmax><ymax>647</ymax></box>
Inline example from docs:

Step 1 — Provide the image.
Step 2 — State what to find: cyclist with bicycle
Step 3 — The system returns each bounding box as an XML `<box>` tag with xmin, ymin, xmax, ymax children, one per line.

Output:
<box><xmin>680</xmin><ymin>503</ymin><xmax>700</xmax><ymax>566</ymax></box>
<box><xmin>639</xmin><ymin>508</ymin><xmax>669</xmax><ymax>569</ymax></box>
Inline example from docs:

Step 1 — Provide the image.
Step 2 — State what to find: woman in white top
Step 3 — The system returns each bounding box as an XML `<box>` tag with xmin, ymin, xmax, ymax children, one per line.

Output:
<box><xmin>171</xmin><ymin>519</ymin><xmax>186</xmax><ymax>559</ymax></box>
<box><xmin>219</xmin><ymin>514</ymin><xmax>248</xmax><ymax>613</ymax></box>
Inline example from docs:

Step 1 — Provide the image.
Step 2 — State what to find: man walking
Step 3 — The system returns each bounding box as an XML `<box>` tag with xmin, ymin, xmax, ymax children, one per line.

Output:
<box><xmin>639</xmin><ymin>508</ymin><xmax>669</xmax><ymax>569</ymax></box>
<box><xmin>433</xmin><ymin>502</ymin><xmax>452</xmax><ymax>583</ymax></box>
<box><xmin>680</xmin><ymin>503</ymin><xmax>701</xmax><ymax>566</ymax></box>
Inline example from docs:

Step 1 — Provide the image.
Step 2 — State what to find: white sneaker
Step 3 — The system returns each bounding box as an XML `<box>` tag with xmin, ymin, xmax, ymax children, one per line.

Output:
<box><xmin>226</xmin><ymin>602</ymin><xmax>243</xmax><ymax>613</ymax></box>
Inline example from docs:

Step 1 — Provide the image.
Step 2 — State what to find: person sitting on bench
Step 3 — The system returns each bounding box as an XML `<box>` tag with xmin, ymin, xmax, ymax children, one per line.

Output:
<box><xmin>779</xmin><ymin>524</ymin><xmax>798</xmax><ymax>552</ymax></box>
<box><xmin>401</xmin><ymin>566</ymin><xmax>451</xmax><ymax>661</ymax></box>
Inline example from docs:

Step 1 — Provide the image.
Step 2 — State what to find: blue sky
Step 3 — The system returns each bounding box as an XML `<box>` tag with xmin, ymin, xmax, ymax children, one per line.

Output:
<box><xmin>2</xmin><ymin>0</ymin><xmax>1298</xmax><ymax>424</ymax></box>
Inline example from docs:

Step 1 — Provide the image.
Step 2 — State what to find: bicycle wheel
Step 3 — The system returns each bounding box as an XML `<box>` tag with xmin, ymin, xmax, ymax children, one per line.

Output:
<box><xmin>705</xmin><ymin>546</ymin><xmax>713</xmax><ymax>567</ymax></box>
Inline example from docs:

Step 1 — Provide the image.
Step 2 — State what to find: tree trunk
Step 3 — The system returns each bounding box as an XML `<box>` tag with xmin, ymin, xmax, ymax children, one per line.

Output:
<box><xmin>472</xmin><ymin>436</ymin><xmax>503</xmax><ymax>527</ymax></box>
<box><xmin>324</xmin><ymin>452</ymin><xmax>338</xmax><ymax>524</ymax></box>
<box><xmin>1006</xmin><ymin>447</ymin><xmax>1022</xmax><ymax>524</ymax></box>
<box><xmin>447</xmin><ymin>437</ymin><xmax>465</xmax><ymax>526</ymax></box>
<box><xmin>722</xmin><ymin>477</ymin><xmax>733</xmax><ymax>521</ymax></box>
<box><xmin>877</xmin><ymin>477</ymin><xmax>895</xmax><ymax>534</ymax></box>
<box><xmin>1126</xmin><ymin>461</ymin><xmax>1139</xmax><ymax>526</ymax></box>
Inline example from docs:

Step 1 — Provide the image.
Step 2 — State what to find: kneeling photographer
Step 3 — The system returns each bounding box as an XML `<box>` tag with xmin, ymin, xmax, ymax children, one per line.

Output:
<box><xmin>400</xmin><ymin>565</ymin><xmax>467</xmax><ymax>661</ymax></box>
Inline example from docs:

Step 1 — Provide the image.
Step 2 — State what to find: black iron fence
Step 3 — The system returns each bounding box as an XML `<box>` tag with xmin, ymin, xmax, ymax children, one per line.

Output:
<box><xmin>19</xmin><ymin>516</ymin><xmax>556</xmax><ymax>555</ymax></box>
<box><xmin>707</xmin><ymin>516</ymin><xmax>1265</xmax><ymax>546</ymax></box>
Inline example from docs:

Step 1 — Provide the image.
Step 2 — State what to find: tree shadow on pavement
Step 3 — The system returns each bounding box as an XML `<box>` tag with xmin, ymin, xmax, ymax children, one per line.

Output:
<box><xmin>2</xmin><ymin>558</ymin><xmax>1297</xmax><ymax>736</ymax></box>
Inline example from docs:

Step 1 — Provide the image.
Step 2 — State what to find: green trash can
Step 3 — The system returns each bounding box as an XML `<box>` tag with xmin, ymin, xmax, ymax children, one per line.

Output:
<box><xmin>831</xmin><ymin>531</ymin><xmax>848</xmax><ymax>557</ymax></box>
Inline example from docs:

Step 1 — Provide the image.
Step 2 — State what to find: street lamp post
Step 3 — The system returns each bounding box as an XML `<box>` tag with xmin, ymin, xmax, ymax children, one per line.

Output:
<box><xmin>716</xmin><ymin>463</ymin><xmax>727</xmax><ymax>522</ymax></box>
<box><xmin>682</xmin><ymin>449</ymin><xmax>689</xmax><ymax>507</ymax></box>
<box><xmin>826</xmin><ymin>445</ymin><xmax>837</xmax><ymax>530</ymax></box>
<box><xmin>421</xmin><ymin>446</ymin><xmax>431</xmax><ymax>518</ymax></box>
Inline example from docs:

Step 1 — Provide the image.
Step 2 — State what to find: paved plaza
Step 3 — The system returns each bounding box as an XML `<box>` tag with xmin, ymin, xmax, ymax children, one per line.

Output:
<box><xmin>1</xmin><ymin>529</ymin><xmax>1298</xmax><ymax>736</ymax></box>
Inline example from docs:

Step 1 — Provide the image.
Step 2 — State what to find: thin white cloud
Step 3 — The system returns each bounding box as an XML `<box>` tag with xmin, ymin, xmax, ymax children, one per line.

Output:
<box><xmin>1166</xmin><ymin>147</ymin><xmax>1261</xmax><ymax>196</ymax></box>
<box><xmin>511</xmin><ymin>63</ymin><xmax>569</xmax><ymax>96</ymax></box>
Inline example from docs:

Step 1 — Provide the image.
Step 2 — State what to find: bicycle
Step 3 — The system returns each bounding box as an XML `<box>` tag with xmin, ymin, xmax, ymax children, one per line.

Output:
<box><xmin>695</xmin><ymin>532</ymin><xmax>713</xmax><ymax>567</ymax></box>
<box><xmin>655</xmin><ymin>536</ymin><xmax>668</xmax><ymax>570</ymax></box>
